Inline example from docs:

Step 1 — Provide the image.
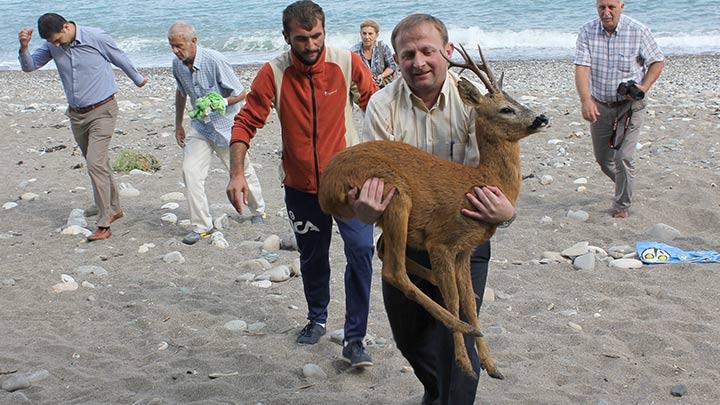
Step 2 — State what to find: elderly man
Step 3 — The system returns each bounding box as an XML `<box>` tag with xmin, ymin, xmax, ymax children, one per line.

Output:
<box><xmin>19</xmin><ymin>13</ymin><xmax>147</xmax><ymax>241</ymax></box>
<box><xmin>169</xmin><ymin>21</ymin><xmax>267</xmax><ymax>245</ymax></box>
<box><xmin>575</xmin><ymin>0</ymin><xmax>664</xmax><ymax>218</ymax></box>
<box><xmin>227</xmin><ymin>1</ymin><xmax>378</xmax><ymax>368</ymax></box>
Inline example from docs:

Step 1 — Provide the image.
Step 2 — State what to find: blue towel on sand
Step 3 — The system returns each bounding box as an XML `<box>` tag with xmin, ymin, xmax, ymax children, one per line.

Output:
<box><xmin>636</xmin><ymin>241</ymin><xmax>720</xmax><ymax>264</ymax></box>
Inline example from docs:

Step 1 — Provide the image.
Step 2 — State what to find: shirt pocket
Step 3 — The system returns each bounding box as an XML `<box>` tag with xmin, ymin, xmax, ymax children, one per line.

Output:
<box><xmin>194</xmin><ymin>79</ymin><xmax>219</xmax><ymax>96</ymax></box>
<box><xmin>617</xmin><ymin>53</ymin><xmax>637</xmax><ymax>74</ymax></box>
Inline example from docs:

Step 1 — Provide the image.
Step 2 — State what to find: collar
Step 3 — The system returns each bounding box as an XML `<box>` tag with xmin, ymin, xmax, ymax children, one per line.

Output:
<box><xmin>403</xmin><ymin>71</ymin><xmax>452</xmax><ymax>111</ymax></box>
<box><xmin>69</xmin><ymin>22</ymin><xmax>81</xmax><ymax>46</ymax></box>
<box><xmin>189</xmin><ymin>46</ymin><xmax>205</xmax><ymax>72</ymax></box>
<box><xmin>289</xmin><ymin>46</ymin><xmax>327</xmax><ymax>75</ymax></box>
<box><xmin>601</xmin><ymin>14</ymin><xmax>626</xmax><ymax>37</ymax></box>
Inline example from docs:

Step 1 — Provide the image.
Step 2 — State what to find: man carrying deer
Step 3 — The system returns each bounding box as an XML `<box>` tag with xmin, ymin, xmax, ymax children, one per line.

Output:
<box><xmin>350</xmin><ymin>14</ymin><xmax>516</xmax><ymax>404</ymax></box>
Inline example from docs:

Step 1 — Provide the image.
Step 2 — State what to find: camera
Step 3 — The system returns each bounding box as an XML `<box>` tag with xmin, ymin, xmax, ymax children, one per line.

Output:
<box><xmin>617</xmin><ymin>80</ymin><xmax>645</xmax><ymax>101</ymax></box>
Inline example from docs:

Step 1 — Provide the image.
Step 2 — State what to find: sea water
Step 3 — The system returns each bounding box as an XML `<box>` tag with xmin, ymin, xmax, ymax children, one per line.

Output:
<box><xmin>2</xmin><ymin>0</ymin><xmax>718</xmax><ymax>69</ymax></box>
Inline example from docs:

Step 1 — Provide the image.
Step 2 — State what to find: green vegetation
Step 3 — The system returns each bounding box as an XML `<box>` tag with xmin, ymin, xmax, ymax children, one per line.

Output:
<box><xmin>113</xmin><ymin>149</ymin><xmax>161</xmax><ymax>173</ymax></box>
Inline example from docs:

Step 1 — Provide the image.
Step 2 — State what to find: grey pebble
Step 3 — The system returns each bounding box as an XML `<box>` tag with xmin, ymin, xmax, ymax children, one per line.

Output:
<box><xmin>1</xmin><ymin>375</ymin><xmax>30</xmax><ymax>392</ymax></box>
<box><xmin>224</xmin><ymin>320</ymin><xmax>247</xmax><ymax>331</ymax></box>
<box><xmin>671</xmin><ymin>384</ymin><xmax>687</xmax><ymax>397</ymax></box>
<box><xmin>1</xmin><ymin>278</ymin><xmax>16</xmax><ymax>287</ymax></box>
<box><xmin>573</xmin><ymin>253</ymin><xmax>595</xmax><ymax>271</ymax></box>
<box><xmin>559</xmin><ymin>309</ymin><xmax>578</xmax><ymax>316</ymax></box>
<box><xmin>302</xmin><ymin>363</ymin><xmax>327</xmax><ymax>381</ymax></box>
<box><xmin>247</xmin><ymin>322</ymin><xmax>266</xmax><ymax>332</ymax></box>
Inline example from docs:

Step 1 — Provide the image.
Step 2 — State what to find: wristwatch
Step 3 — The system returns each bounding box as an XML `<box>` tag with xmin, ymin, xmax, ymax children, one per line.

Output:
<box><xmin>498</xmin><ymin>212</ymin><xmax>517</xmax><ymax>228</ymax></box>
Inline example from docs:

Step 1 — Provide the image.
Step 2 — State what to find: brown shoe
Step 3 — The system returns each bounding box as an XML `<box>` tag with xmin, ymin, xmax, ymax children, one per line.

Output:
<box><xmin>110</xmin><ymin>211</ymin><xmax>124</xmax><ymax>224</ymax></box>
<box><xmin>88</xmin><ymin>227</ymin><xmax>112</xmax><ymax>241</ymax></box>
<box><xmin>612</xmin><ymin>208</ymin><xmax>629</xmax><ymax>219</ymax></box>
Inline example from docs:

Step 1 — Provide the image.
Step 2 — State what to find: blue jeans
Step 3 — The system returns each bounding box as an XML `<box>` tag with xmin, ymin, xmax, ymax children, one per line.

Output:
<box><xmin>284</xmin><ymin>186</ymin><xmax>374</xmax><ymax>342</ymax></box>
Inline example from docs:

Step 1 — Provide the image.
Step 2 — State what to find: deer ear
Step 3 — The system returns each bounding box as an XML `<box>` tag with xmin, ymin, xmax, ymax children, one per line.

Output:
<box><xmin>458</xmin><ymin>78</ymin><xmax>483</xmax><ymax>104</ymax></box>
<box><xmin>498</xmin><ymin>72</ymin><xmax>505</xmax><ymax>90</ymax></box>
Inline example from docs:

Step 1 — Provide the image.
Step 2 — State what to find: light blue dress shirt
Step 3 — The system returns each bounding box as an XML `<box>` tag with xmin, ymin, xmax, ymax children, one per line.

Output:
<box><xmin>19</xmin><ymin>23</ymin><xmax>145</xmax><ymax>108</ymax></box>
<box><xmin>172</xmin><ymin>46</ymin><xmax>244</xmax><ymax>147</ymax></box>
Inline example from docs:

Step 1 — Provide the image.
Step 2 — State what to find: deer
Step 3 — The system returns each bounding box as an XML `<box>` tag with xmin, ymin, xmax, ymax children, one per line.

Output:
<box><xmin>318</xmin><ymin>44</ymin><xmax>548</xmax><ymax>379</ymax></box>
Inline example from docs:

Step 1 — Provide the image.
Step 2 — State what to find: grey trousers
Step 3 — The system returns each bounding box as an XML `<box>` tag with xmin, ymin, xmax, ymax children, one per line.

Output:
<box><xmin>67</xmin><ymin>99</ymin><xmax>121</xmax><ymax>228</ymax></box>
<box><xmin>590</xmin><ymin>100</ymin><xmax>646</xmax><ymax>210</ymax></box>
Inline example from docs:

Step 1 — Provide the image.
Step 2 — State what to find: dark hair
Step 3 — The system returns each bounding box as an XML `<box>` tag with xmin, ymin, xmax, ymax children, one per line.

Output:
<box><xmin>282</xmin><ymin>0</ymin><xmax>324</xmax><ymax>33</ymax></box>
<box><xmin>38</xmin><ymin>13</ymin><xmax>67</xmax><ymax>39</ymax></box>
<box><xmin>391</xmin><ymin>14</ymin><xmax>448</xmax><ymax>52</ymax></box>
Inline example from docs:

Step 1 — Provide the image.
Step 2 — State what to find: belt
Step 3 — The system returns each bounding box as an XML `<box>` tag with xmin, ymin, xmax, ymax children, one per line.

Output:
<box><xmin>592</xmin><ymin>97</ymin><xmax>628</xmax><ymax>108</ymax></box>
<box><xmin>69</xmin><ymin>95</ymin><xmax>115</xmax><ymax>114</ymax></box>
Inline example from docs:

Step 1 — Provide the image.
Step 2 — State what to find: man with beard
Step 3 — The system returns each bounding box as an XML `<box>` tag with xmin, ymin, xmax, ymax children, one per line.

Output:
<box><xmin>227</xmin><ymin>0</ymin><xmax>378</xmax><ymax>367</ymax></box>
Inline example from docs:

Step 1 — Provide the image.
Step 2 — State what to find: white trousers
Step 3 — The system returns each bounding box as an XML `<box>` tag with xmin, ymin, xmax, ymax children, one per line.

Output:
<box><xmin>183</xmin><ymin>129</ymin><xmax>265</xmax><ymax>233</ymax></box>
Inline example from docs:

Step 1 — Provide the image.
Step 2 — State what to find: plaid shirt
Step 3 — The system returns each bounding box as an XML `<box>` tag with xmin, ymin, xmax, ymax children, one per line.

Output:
<box><xmin>574</xmin><ymin>14</ymin><xmax>664</xmax><ymax>103</ymax></box>
<box><xmin>173</xmin><ymin>46</ymin><xmax>244</xmax><ymax>146</ymax></box>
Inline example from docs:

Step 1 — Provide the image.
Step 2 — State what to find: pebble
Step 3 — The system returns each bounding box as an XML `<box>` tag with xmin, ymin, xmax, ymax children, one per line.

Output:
<box><xmin>213</xmin><ymin>213</ymin><xmax>229</xmax><ymax>230</ymax></box>
<box><xmin>158</xmin><ymin>341</ymin><xmax>169</xmax><ymax>351</ymax></box>
<box><xmin>161</xmin><ymin>202</ymin><xmax>179</xmax><ymax>210</ymax></box>
<box><xmin>484</xmin><ymin>287</ymin><xmax>495</xmax><ymax>303</ymax></box>
<box><xmin>160</xmin><ymin>213</ymin><xmax>177</xmax><ymax>224</ymax></box>
<box><xmin>567</xmin><ymin>210</ymin><xmax>589</xmax><ymax>222</ymax></box>
<box><xmin>247</xmin><ymin>322</ymin><xmax>266</xmax><ymax>332</ymax></box>
<box><xmin>235</xmin><ymin>273</ymin><xmax>255</xmax><ymax>282</ymax></box>
<box><xmin>250</xmin><ymin>280</ymin><xmax>272</xmax><ymax>288</ymax></box>
<box><xmin>567</xmin><ymin>322</ymin><xmax>583</xmax><ymax>331</ymax></box>
<box><xmin>265</xmin><ymin>265</ymin><xmax>292</xmax><ymax>282</ymax></box>
<box><xmin>401</xmin><ymin>366</ymin><xmax>414</xmax><ymax>374</ymax></box>
<box><xmin>573</xmin><ymin>253</ymin><xmax>595</xmax><ymax>271</ymax></box>
<box><xmin>280</xmin><ymin>232</ymin><xmax>298</xmax><ymax>251</ymax></box>
<box><xmin>75</xmin><ymin>265</ymin><xmax>108</xmax><ymax>277</ymax></box>
<box><xmin>163</xmin><ymin>251</ymin><xmax>185</xmax><ymax>264</ymax></box>
<box><xmin>161</xmin><ymin>192</ymin><xmax>185</xmax><ymax>202</ymax></box>
<box><xmin>608</xmin><ymin>245</ymin><xmax>633</xmax><ymax>259</ymax></box>
<box><xmin>262</xmin><ymin>235</ymin><xmax>281</xmax><ymax>251</ymax></box>
<box><xmin>66</xmin><ymin>208</ymin><xmax>87</xmax><ymax>228</ymax></box>
<box><xmin>62</xmin><ymin>225</ymin><xmax>92</xmax><ymax>237</ymax></box>
<box><xmin>302</xmin><ymin>364</ymin><xmax>327</xmax><ymax>381</ymax></box>
<box><xmin>330</xmin><ymin>329</ymin><xmax>344</xmax><ymax>344</ymax></box>
<box><xmin>224</xmin><ymin>320</ymin><xmax>247</xmax><ymax>331</ymax></box>
<box><xmin>118</xmin><ymin>183</ymin><xmax>140</xmax><ymax>197</ymax></box>
<box><xmin>290</xmin><ymin>258</ymin><xmax>302</xmax><ymax>276</ymax></box>
<box><xmin>20</xmin><ymin>192</ymin><xmax>38</xmax><ymax>201</ymax></box>
<box><xmin>211</xmin><ymin>232</ymin><xmax>229</xmax><ymax>249</ymax></box>
<box><xmin>50</xmin><ymin>274</ymin><xmax>78</xmax><ymax>293</ymax></box>
<box><xmin>495</xmin><ymin>291</ymin><xmax>511</xmax><ymax>300</ymax></box>
<box><xmin>239</xmin><ymin>258</ymin><xmax>272</xmax><ymax>273</ymax></box>
<box><xmin>1</xmin><ymin>278</ymin><xmax>16</xmax><ymax>287</ymax></box>
<box><xmin>642</xmin><ymin>223</ymin><xmax>682</xmax><ymax>242</ymax></box>
<box><xmin>81</xmin><ymin>280</ymin><xmax>95</xmax><ymax>289</ymax></box>
<box><xmin>3</xmin><ymin>202</ymin><xmax>18</xmax><ymax>210</ymax></box>
<box><xmin>588</xmin><ymin>246</ymin><xmax>608</xmax><ymax>257</ymax></box>
<box><xmin>486</xmin><ymin>325</ymin><xmax>506</xmax><ymax>335</ymax></box>
<box><xmin>609</xmin><ymin>258</ymin><xmax>643</xmax><ymax>269</ymax></box>
<box><xmin>670</xmin><ymin>384</ymin><xmax>687</xmax><ymax>397</ymax></box>
<box><xmin>576</xmin><ymin>186</ymin><xmax>587</xmax><ymax>192</ymax></box>
<box><xmin>573</xmin><ymin>178</ymin><xmax>588</xmax><ymax>184</ymax></box>
<box><xmin>138</xmin><ymin>243</ymin><xmax>155</xmax><ymax>253</ymax></box>
<box><xmin>539</xmin><ymin>174</ymin><xmax>554</xmax><ymax>185</ymax></box>
<box><xmin>129</xmin><ymin>169</ymin><xmax>152</xmax><ymax>177</ymax></box>
<box><xmin>560</xmin><ymin>309</ymin><xmax>578</xmax><ymax>316</ymax></box>
<box><xmin>539</xmin><ymin>216</ymin><xmax>553</xmax><ymax>224</ymax></box>
<box><xmin>561</xmin><ymin>241</ymin><xmax>589</xmax><ymax>258</ymax></box>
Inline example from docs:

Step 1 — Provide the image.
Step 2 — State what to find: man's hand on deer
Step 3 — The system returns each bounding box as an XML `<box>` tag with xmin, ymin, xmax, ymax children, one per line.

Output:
<box><xmin>461</xmin><ymin>186</ymin><xmax>515</xmax><ymax>224</ymax></box>
<box><xmin>348</xmin><ymin>177</ymin><xmax>396</xmax><ymax>224</ymax></box>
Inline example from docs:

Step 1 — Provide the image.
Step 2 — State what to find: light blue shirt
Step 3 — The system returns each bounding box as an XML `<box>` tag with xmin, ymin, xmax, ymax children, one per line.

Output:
<box><xmin>19</xmin><ymin>23</ymin><xmax>145</xmax><ymax>108</ymax></box>
<box><xmin>172</xmin><ymin>46</ymin><xmax>244</xmax><ymax>147</ymax></box>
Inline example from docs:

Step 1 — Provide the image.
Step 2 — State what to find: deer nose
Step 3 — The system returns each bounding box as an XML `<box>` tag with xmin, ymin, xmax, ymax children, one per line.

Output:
<box><xmin>530</xmin><ymin>114</ymin><xmax>549</xmax><ymax>129</ymax></box>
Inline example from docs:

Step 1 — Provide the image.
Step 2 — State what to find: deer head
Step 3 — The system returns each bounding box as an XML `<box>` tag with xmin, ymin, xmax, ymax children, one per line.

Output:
<box><xmin>447</xmin><ymin>44</ymin><xmax>548</xmax><ymax>143</ymax></box>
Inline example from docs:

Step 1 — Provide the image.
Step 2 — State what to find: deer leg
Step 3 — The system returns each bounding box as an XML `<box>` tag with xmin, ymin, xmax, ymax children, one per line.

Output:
<box><xmin>428</xmin><ymin>246</ymin><xmax>475</xmax><ymax>377</ymax></box>
<box><xmin>456</xmin><ymin>253</ymin><xmax>504</xmax><ymax>380</ymax></box>
<box><xmin>379</xmin><ymin>196</ymin><xmax>481</xmax><ymax>336</ymax></box>
<box><xmin>378</xmin><ymin>234</ymin><xmax>438</xmax><ymax>285</ymax></box>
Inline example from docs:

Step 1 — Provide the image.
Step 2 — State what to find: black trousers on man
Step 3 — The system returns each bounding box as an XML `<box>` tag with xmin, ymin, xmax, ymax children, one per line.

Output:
<box><xmin>383</xmin><ymin>241</ymin><xmax>490</xmax><ymax>405</ymax></box>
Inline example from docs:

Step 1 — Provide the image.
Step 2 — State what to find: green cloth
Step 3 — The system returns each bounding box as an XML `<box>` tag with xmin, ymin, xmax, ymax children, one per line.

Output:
<box><xmin>188</xmin><ymin>92</ymin><xmax>226</xmax><ymax>119</ymax></box>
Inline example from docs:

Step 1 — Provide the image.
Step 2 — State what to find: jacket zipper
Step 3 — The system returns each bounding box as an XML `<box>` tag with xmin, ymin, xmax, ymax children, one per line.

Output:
<box><xmin>308</xmin><ymin>71</ymin><xmax>320</xmax><ymax>192</ymax></box>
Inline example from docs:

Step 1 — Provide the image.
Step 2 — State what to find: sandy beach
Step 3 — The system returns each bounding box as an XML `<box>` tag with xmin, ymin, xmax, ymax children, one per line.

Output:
<box><xmin>1</xmin><ymin>55</ymin><xmax>719</xmax><ymax>404</ymax></box>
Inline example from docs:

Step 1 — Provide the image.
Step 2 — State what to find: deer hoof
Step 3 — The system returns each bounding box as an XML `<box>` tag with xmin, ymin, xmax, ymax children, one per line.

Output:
<box><xmin>487</xmin><ymin>369</ymin><xmax>505</xmax><ymax>380</ymax></box>
<box><xmin>469</xmin><ymin>329</ymin><xmax>484</xmax><ymax>337</ymax></box>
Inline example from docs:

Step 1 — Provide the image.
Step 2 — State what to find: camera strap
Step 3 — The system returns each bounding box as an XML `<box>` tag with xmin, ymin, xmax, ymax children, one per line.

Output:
<box><xmin>610</xmin><ymin>102</ymin><xmax>633</xmax><ymax>150</ymax></box>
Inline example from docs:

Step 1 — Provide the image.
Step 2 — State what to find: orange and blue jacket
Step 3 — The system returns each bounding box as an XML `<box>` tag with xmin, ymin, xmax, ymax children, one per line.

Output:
<box><xmin>231</xmin><ymin>47</ymin><xmax>377</xmax><ymax>194</ymax></box>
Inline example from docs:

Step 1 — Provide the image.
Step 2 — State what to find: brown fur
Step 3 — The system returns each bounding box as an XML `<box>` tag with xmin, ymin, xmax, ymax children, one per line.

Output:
<box><xmin>318</xmin><ymin>45</ymin><xmax>546</xmax><ymax>379</ymax></box>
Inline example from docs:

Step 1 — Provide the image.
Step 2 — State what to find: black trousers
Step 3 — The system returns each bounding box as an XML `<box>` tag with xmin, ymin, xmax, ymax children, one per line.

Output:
<box><xmin>383</xmin><ymin>241</ymin><xmax>490</xmax><ymax>405</ymax></box>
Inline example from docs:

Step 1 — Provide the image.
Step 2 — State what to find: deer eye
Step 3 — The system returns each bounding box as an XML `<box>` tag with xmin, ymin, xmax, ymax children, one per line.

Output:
<box><xmin>500</xmin><ymin>107</ymin><xmax>515</xmax><ymax>114</ymax></box>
